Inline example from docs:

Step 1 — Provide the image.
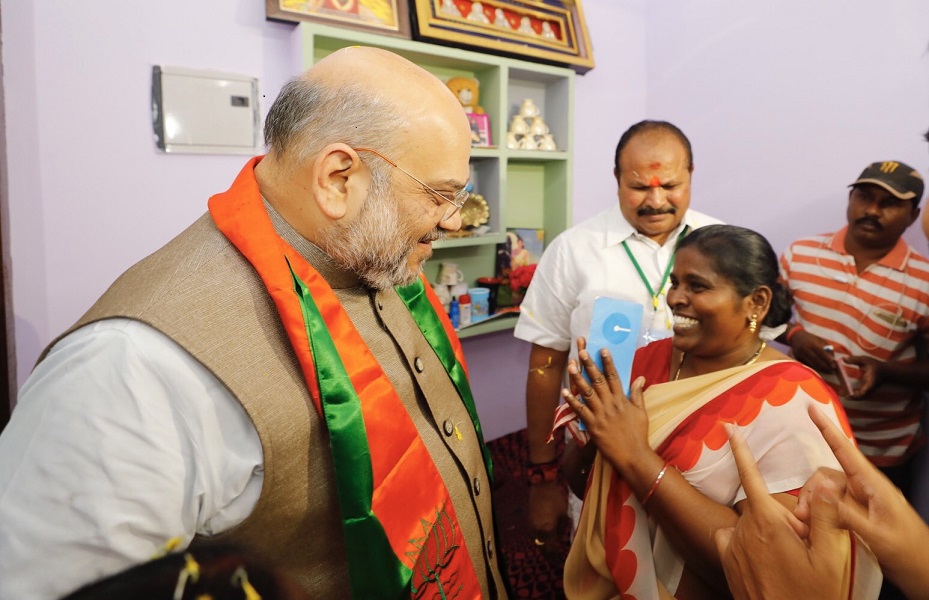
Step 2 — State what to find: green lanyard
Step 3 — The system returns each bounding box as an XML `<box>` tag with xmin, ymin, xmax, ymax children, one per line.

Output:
<box><xmin>621</xmin><ymin>226</ymin><xmax>690</xmax><ymax>311</ymax></box>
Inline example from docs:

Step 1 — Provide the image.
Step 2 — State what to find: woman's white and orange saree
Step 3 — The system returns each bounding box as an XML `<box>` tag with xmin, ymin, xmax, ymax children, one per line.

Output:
<box><xmin>563</xmin><ymin>339</ymin><xmax>882</xmax><ymax>600</ymax></box>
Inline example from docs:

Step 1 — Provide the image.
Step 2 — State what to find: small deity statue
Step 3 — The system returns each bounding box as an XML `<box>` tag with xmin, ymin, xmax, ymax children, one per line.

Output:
<box><xmin>493</xmin><ymin>7</ymin><xmax>508</xmax><ymax>28</ymax></box>
<box><xmin>541</xmin><ymin>21</ymin><xmax>557</xmax><ymax>39</ymax></box>
<box><xmin>518</xmin><ymin>15</ymin><xmax>535</xmax><ymax>35</ymax></box>
<box><xmin>518</xmin><ymin>98</ymin><xmax>540</xmax><ymax>118</ymax></box>
<box><xmin>468</xmin><ymin>2</ymin><xmax>490</xmax><ymax>24</ymax></box>
<box><xmin>509</xmin><ymin>115</ymin><xmax>530</xmax><ymax>135</ymax></box>
<box><xmin>529</xmin><ymin>116</ymin><xmax>549</xmax><ymax>136</ymax></box>
<box><xmin>519</xmin><ymin>135</ymin><xmax>538</xmax><ymax>150</ymax></box>
<box><xmin>538</xmin><ymin>134</ymin><xmax>557</xmax><ymax>151</ymax></box>
<box><xmin>440</xmin><ymin>0</ymin><xmax>461</xmax><ymax>16</ymax></box>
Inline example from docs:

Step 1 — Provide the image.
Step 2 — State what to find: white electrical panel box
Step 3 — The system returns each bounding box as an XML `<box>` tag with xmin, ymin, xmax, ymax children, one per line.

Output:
<box><xmin>152</xmin><ymin>65</ymin><xmax>260</xmax><ymax>155</ymax></box>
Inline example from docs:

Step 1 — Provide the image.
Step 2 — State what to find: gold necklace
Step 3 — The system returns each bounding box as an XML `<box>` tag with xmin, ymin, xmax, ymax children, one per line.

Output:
<box><xmin>674</xmin><ymin>340</ymin><xmax>767</xmax><ymax>381</ymax></box>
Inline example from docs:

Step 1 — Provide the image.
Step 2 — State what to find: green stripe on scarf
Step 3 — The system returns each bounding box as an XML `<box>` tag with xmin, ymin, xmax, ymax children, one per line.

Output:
<box><xmin>396</xmin><ymin>281</ymin><xmax>494</xmax><ymax>481</ymax></box>
<box><xmin>289</xmin><ymin>261</ymin><xmax>411</xmax><ymax>599</ymax></box>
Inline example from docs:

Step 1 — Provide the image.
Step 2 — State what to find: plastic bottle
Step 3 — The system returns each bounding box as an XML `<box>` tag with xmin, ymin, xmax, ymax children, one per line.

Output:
<box><xmin>458</xmin><ymin>293</ymin><xmax>472</xmax><ymax>327</ymax></box>
<box><xmin>449</xmin><ymin>298</ymin><xmax>460</xmax><ymax>329</ymax></box>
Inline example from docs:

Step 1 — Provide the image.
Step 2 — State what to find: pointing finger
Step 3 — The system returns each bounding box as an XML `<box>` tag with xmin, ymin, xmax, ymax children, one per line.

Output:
<box><xmin>726</xmin><ymin>423</ymin><xmax>771</xmax><ymax>508</ymax></box>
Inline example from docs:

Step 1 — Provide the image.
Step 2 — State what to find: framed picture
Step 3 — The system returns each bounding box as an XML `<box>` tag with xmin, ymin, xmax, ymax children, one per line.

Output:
<box><xmin>266</xmin><ymin>0</ymin><xmax>411</xmax><ymax>39</ymax></box>
<box><xmin>411</xmin><ymin>0</ymin><xmax>594</xmax><ymax>74</ymax></box>
<box><xmin>495</xmin><ymin>227</ymin><xmax>544</xmax><ymax>306</ymax></box>
<box><xmin>467</xmin><ymin>112</ymin><xmax>492</xmax><ymax>147</ymax></box>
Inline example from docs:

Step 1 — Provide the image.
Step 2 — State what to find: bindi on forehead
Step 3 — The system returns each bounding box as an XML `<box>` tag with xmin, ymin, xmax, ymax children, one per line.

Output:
<box><xmin>648</xmin><ymin>175</ymin><xmax>662</xmax><ymax>188</ymax></box>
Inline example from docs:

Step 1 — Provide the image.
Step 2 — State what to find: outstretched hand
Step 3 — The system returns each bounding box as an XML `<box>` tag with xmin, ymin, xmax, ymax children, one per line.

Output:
<box><xmin>714</xmin><ymin>424</ymin><xmax>847</xmax><ymax>600</ymax></box>
<box><xmin>796</xmin><ymin>406</ymin><xmax>929</xmax><ymax>599</ymax></box>
<box><xmin>560</xmin><ymin>337</ymin><xmax>649</xmax><ymax>474</ymax></box>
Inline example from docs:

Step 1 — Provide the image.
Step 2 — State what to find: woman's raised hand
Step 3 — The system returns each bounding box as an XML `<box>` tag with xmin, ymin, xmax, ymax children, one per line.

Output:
<box><xmin>561</xmin><ymin>337</ymin><xmax>649</xmax><ymax>474</ymax></box>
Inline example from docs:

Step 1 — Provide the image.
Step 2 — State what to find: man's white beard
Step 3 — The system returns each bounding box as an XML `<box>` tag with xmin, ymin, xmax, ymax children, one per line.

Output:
<box><xmin>318</xmin><ymin>178</ymin><xmax>443</xmax><ymax>290</ymax></box>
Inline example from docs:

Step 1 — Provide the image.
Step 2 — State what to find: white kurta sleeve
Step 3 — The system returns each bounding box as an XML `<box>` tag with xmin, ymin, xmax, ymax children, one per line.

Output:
<box><xmin>0</xmin><ymin>319</ymin><xmax>263</xmax><ymax>600</ymax></box>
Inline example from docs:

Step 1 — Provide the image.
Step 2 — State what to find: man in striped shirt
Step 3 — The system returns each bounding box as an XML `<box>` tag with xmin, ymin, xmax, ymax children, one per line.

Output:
<box><xmin>780</xmin><ymin>160</ymin><xmax>929</xmax><ymax>502</ymax></box>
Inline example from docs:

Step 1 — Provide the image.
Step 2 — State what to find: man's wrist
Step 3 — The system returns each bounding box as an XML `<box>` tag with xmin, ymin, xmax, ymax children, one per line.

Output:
<box><xmin>526</xmin><ymin>459</ymin><xmax>560</xmax><ymax>484</ymax></box>
<box><xmin>785</xmin><ymin>323</ymin><xmax>803</xmax><ymax>344</ymax></box>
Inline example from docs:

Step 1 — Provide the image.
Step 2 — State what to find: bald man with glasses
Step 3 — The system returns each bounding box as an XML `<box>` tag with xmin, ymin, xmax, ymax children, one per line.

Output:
<box><xmin>0</xmin><ymin>47</ymin><xmax>508</xmax><ymax>600</ymax></box>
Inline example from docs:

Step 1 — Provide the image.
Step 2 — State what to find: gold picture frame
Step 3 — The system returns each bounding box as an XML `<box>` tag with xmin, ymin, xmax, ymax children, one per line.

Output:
<box><xmin>266</xmin><ymin>0</ymin><xmax>411</xmax><ymax>39</ymax></box>
<box><xmin>411</xmin><ymin>0</ymin><xmax>594</xmax><ymax>74</ymax></box>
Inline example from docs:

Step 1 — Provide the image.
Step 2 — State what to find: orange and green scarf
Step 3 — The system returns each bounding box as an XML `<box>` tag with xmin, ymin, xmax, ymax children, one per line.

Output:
<box><xmin>208</xmin><ymin>157</ymin><xmax>492</xmax><ymax>599</ymax></box>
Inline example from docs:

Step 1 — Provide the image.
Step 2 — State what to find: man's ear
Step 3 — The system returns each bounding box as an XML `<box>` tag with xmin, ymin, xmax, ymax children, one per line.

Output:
<box><xmin>313</xmin><ymin>143</ymin><xmax>366</xmax><ymax>220</ymax></box>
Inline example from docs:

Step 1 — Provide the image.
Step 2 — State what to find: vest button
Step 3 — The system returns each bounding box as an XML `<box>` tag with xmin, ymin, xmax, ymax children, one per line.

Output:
<box><xmin>414</xmin><ymin>357</ymin><xmax>424</xmax><ymax>372</ymax></box>
<box><xmin>473</xmin><ymin>477</ymin><xmax>481</xmax><ymax>495</ymax></box>
<box><xmin>443</xmin><ymin>420</ymin><xmax>454</xmax><ymax>436</ymax></box>
<box><xmin>486</xmin><ymin>539</ymin><xmax>494</xmax><ymax>558</ymax></box>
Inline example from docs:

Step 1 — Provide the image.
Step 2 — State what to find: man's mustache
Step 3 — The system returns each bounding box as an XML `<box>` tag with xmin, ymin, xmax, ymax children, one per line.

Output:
<box><xmin>637</xmin><ymin>206</ymin><xmax>677</xmax><ymax>217</ymax></box>
<box><xmin>420</xmin><ymin>228</ymin><xmax>447</xmax><ymax>243</ymax></box>
<box><xmin>855</xmin><ymin>216</ymin><xmax>882</xmax><ymax>230</ymax></box>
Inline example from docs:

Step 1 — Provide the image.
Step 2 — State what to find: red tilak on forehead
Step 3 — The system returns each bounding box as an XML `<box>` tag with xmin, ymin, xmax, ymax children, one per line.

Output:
<box><xmin>648</xmin><ymin>175</ymin><xmax>662</xmax><ymax>187</ymax></box>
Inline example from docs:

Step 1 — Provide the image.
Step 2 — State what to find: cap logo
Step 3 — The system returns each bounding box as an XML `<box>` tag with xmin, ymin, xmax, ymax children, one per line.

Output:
<box><xmin>879</xmin><ymin>161</ymin><xmax>900</xmax><ymax>173</ymax></box>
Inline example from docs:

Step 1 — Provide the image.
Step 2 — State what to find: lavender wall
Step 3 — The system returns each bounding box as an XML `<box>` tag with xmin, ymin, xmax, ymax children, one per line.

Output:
<box><xmin>2</xmin><ymin>1</ymin><xmax>304</xmax><ymax>385</ymax></box>
<box><xmin>642</xmin><ymin>1</ymin><xmax>929</xmax><ymax>256</ymax></box>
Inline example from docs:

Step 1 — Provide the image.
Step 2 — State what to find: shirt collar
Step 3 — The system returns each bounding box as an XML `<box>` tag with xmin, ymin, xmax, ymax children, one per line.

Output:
<box><xmin>263</xmin><ymin>198</ymin><xmax>363</xmax><ymax>289</ymax></box>
<box><xmin>605</xmin><ymin>204</ymin><xmax>694</xmax><ymax>248</ymax></box>
<box><xmin>832</xmin><ymin>226</ymin><xmax>911</xmax><ymax>272</ymax></box>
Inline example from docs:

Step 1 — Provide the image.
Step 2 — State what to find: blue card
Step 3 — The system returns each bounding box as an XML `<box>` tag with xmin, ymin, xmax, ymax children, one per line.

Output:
<box><xmin>584</xmin><ymin>296</ymin><xmax>644</xmax><ymax>397</ymax></box>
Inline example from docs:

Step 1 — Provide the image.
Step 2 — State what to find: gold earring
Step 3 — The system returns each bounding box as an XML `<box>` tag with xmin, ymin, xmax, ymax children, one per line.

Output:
<box><xmin>748</xmin><ymin>314</ymin><xmax>758</xmax><ymax>334</ymax></box>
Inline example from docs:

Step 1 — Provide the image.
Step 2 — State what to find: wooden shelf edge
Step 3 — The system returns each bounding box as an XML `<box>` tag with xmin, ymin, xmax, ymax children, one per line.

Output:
<box><xmin>455</xmin><ymin>312</ymin><xmax>520</xmax><ymax>339</ymax></box>
<box><xmin>433</xmin><ymin>232</ymin><xmax>506</xmax><ymax>249</ymax></box>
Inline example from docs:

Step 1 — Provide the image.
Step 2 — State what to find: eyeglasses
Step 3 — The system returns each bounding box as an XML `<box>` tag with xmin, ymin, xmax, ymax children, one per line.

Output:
<box><xmin>353</xmin><ymin>147</ymin><xmax>472</xmax><ymax>221</ymax></box>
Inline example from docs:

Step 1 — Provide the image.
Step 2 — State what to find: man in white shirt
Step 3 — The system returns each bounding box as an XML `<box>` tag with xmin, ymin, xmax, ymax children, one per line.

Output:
<box><xmin>514</xmin><ymin>120</ymin><xmax>721</xmax><ymax>542</ymax></box>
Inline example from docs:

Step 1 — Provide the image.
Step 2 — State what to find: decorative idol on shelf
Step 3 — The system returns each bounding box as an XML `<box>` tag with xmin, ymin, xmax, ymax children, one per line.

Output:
<box><xmin>507</xmin><ymin>98</ymin><xmax>557</xmax><ymax>151</ymax></box>
<box><xmin>518</xmin><ymin>135</ymin><xmax>538</xmax><ymax>150</ymax></box>
<box><xmin>519</xmin><ymin>98</ymin><xmax>540</xmax><ymax>118</ymax></box>
<box><xmin>529</xmin><ymin>116</ymin><xmax>549</xmax><ymax>136</ymax></box>
<box><xmin>509</xmin><ymin>114</ymin><xmax>529</xmax><ymax>135</ymax></box>
<box><xmin>537</xmin><ymin>134</ymin><xmax>557</xmax><ymax>151</ymax></box>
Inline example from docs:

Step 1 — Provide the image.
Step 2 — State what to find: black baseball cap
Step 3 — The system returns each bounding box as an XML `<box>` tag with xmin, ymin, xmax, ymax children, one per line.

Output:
<box><xmin>849</xmin><ymin>161</ymin><xmax>924</xmax><ymax>203</ymax></box>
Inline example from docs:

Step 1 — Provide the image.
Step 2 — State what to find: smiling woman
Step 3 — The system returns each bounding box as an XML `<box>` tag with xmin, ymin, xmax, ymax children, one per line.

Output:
<box><xmin>557</xmin><ymin>225</ymin><xmax>882</xmax><ymax>599</ymax></box>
